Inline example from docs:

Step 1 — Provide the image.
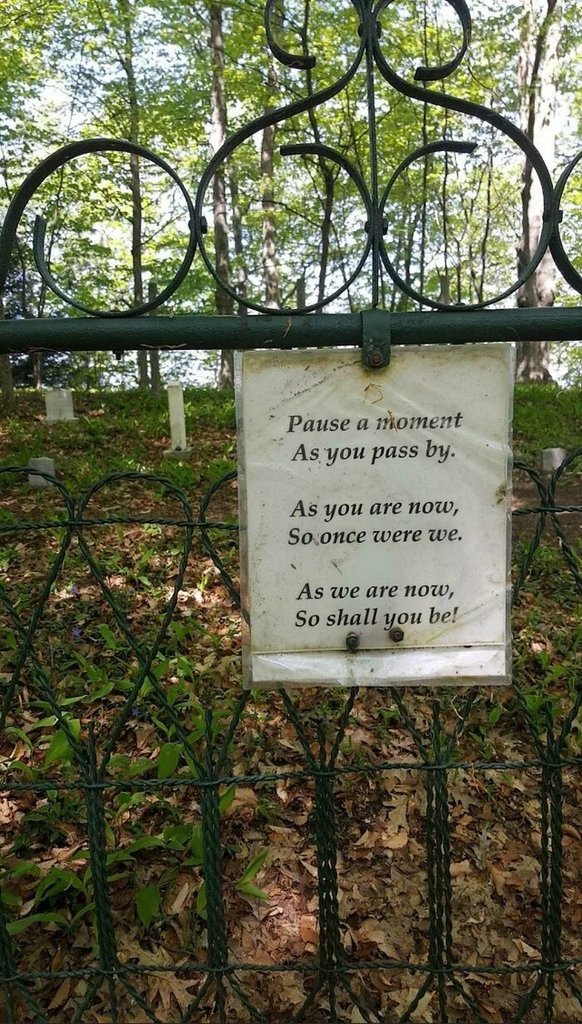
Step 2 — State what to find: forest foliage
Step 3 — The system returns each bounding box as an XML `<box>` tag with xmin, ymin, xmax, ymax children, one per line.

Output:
<box><xmin>1</xmin><ymin>0</ymin><xmax>582</xmax><ymax>389</ymax></box>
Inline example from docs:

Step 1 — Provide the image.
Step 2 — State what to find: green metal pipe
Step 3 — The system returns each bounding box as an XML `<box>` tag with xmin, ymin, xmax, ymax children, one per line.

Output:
<box><xmin>0</xmin><ymin>307</ymin><xmax>581</xmax><ymax>354</ymax></box>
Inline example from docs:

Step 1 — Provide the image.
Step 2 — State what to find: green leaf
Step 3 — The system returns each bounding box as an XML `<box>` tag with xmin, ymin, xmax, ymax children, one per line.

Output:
<box><xmin>69</xmin><ymin>902</ymin><xmax>96</xmax><ymax>929</ymax></box>
<box><xmin>97</xmin><ymin>623</ymin><xmax>120</xmax><ymax>651</ymax></box>
<box><xmin>162</xmin><ymin>824</ymin><xmax>192</xmax><ymax>850</ymax></box>
<box><xmin>165</xmin><ymin>684</ymin><xmax>180</xmax><ymax>707</ymax></box>
<box><xmin>121</xmin><ymin>835</ymin><xmax>165</xmax><ymax>857</ymax></box>
<box><xmin>157</xmin><ymin>741</ymin><xmax>182</xmax><ymax>781</ymax></box>
<box><xmin>28</xmin><ymin>715</ymin><xmax>57</xmax><ymax>731</ymax></box>
<box><xmin>106</xmin><ymin>849</ymin><xmax>132</xmax><ymax>866</ymax></box>
<box><xmin>218</xmin><ymin>784</ymin><xmax>236</xmax><ymax>815</ymax></box>
<box><xmin>44</xmin><ymin>719</ymin><xmax>81</xmax><ymax>766</ymax></box>
<box><xmin>488</xmin><ymin>704</ymin><xmax>503</xmax><ymax>725</ymax></box>
<box><xmin>187</xmin><ymin>724</ymin><xmax>205</xmax><ymax>744</ymax></box>
<box><xmin>0</xmin><ymin>891</ymin><xmax>22</xmax><ymax>909</ymax></box>
<box><xmin>236</xmin><ymin>881</ymin><xmax>269</xmax><ymax>901</ymax></box>
<box><xmin>127</xmin><ymin>759</ymin><xmax>156</xmax><ymax>780</ymax></box>
<box><xmin>106</xmin><ymin>871</ymin><xmax>129</xmax><ymax>884</ymax></box>
<box><xmin>196</xmin><ymin>881</ymin><xmax>207</xmax><ymax>920</ymax></box>
<box><xmin>0</xmin><ymin>861</ymin><xmax>40</xmax><ymax>881</ymax></box>
<box><xmin>237</xmin><ymin>849</ymin><xmax>268</xmax><ymax>886</ymax></box>
<box><xmin>4</xmin><ymin>726</ymin><xmax>33</xmax><ymax>750</ymax></box>
<box><xmin>7</xmin><ymin>912</ymin><xmax>68</xmax><ymax>935</ymax></box>
<box><xmin>190</xmin><ymin>825</ymin><xmax>204</xmax><ymax>866</ymax></box>
<box><xmin>109</xmin><ymin>754</ymin><xmax>130</xmax><ymax>772</ymax></box>
<box><xmin>35</xmin><ymin>868</ymin><xmax>85</xmax><ymax>904</ymax></box>
<box><xmin>136</xmin><ymin>884</ymin><xmax>160</xmax><ymax>928</ymax></box>
<box><xmin>44</xmin><ymin>731</ymin><xmax>70</xmax><ymax>766</ymax></box>
<box><xmin>88</xmin><ymin>680</ymin><xmax>116</xmax><ymax>700</ymax></box>
<box><xmin>127</xmin><ymin>835</ymin><xmax>164</xmax><ymax>853</ymax></box>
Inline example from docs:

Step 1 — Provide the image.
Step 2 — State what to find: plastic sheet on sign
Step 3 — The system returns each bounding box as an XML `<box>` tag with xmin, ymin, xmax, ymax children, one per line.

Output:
<box><xmin>235</xmin><ymin>344</ymin><xmax>514</xmax><ymax>689</ymax></box>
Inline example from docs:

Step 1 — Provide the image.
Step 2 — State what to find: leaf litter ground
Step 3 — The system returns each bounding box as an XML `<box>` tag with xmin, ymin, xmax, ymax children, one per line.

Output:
<box><xmin>0</xmin><ymin>390</ymin><xmax>580</xmax><ymax>1023</ymax></box>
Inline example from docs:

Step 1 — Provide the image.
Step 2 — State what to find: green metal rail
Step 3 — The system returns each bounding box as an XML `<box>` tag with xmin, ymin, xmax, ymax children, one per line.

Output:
<box><xmin>1</xmin><ymin>307</ymin><xmax>582</xmax><ymax>356</ymax></box>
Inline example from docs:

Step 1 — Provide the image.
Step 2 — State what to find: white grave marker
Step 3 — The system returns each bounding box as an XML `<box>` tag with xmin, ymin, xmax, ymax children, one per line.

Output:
<box><xmin>45</xmin><ymin>389</ymin><xmax>75</xmax><ymax>422</ymax></box>
<box><xmin>165</xmin><ymin>382</ymin><xmax>192</xmax><ymax>456</ymax></box>
<box><xmin>236</xmin><ymin>344</ymin><xmax>514</xmax><ymax>688</ymax></box>
<box><xmin>541</xmin><ymin>447</ymin><xmax>567</xmax><ymax>474</ymax></box>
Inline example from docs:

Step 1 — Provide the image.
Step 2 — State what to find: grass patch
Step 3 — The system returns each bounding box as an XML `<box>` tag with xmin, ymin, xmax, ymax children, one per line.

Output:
<box><xmin>513</xmin><ymin>382</ymin><xmax>582</xmax><ymax>465</ymax></box>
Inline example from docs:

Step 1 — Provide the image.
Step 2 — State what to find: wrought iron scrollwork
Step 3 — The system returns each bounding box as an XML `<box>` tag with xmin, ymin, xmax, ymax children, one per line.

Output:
<box><xmin>0</xmin><ymin>139</ymin><xmax>198</xmax><ymax>318</ymax></box>
<box><xmin>0</xmin><ymin>0</ymin><xmax>579</xmax><ymax>316</ymax></box>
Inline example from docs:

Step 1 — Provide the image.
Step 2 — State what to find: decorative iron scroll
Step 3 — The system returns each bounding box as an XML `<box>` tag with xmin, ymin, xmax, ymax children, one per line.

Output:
<box><xmin>1</xmin><ymin>0</ymin><xmax>581</xmax><ymax>318</ymax></box>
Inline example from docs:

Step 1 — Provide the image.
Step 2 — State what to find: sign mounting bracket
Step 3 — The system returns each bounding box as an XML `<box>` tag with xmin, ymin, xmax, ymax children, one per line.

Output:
<box><xmin>361</xmin><ymin>309</ymin><xmax>391</xmax><ymax>369</ymax></box>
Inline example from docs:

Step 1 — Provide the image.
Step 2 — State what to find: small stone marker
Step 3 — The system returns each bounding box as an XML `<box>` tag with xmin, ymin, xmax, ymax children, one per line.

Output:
<box><xmin>164</xmin><ymin>382</ymin><xmax>192</xmax><ymax>457</ymax></box>
<box><xmin>541</xmin><ymin>447</ymin><xmax>567</xmax><ymax>474</ymax></box>
<box><xmin>45</xmin><ymin>388</ymin><xmax>76</xmax><ymax>422</ymax></box>
<box><xmin>28</xmin><ymin>457</ymin><xmax>56</xmax><ymax>489</ymax></box>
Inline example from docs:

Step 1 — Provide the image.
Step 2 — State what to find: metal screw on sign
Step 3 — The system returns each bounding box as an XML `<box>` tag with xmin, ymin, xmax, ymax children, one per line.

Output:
<box><xmin>345</xmin><ymin>632</ymin><xmax>359</xmax><ymax>651</ymax></box>
<box><xmin>389</xmin><ymin>627</ymin><xmax>405</xmax><ymax>643</ymax></box>
<box><xmin>367</xmin><ymin>349</ymin><xmax>384</xmax><ymax>368</ymax></box>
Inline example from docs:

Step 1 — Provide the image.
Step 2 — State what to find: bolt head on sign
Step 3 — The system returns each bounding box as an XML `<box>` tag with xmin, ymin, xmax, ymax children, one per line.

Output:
<box><xmin>235</xmin><ymin>345</ymin><xmax>514</xmax><ymax>689</ymax></box>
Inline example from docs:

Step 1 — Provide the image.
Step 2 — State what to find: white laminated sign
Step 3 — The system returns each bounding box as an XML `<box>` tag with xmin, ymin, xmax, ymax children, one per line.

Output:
<box><xmin>236</xmin><ymin>344</ymin><xmax>514</xmax><ymax>688</ymax></box>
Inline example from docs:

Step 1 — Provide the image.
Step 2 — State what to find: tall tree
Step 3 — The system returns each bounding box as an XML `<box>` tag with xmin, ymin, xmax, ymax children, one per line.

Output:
<box><xmin>119</xmin><ymin>0</ymin><xmax>149</xmax><ymax>389</ymax></box>
<box><xmin>0</xmin><ymin>301</ymin><xmax>13</xmax><ymax>414</ymax></box>
<box><xmin>0</xmin><ymin>0</ymin><xmax>58</xmax><ymax>409</ymax></box>
<box><xmin>516</xmin><ymin>0</ymin><xmax>562</xmax><ymax>380</ymax></box>
<box><xmin>208</xmin><ymin>2</ymin><xmax>235</xmax><ymax>388</ymax></box>
<box><xmin>260</xmin><ymin>1</ymin><xmax>284</xmax><ymax>310</ymax></box>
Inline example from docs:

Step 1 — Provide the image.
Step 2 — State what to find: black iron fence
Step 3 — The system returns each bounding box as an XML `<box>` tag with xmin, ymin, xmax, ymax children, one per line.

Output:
<box><xmin>1</xmin><ymin>1</ymin><xmax>582</xmax><ymax>1019</ymax></box>
<box><xmin>0</xmin><ymin>450</ymin><xmax>579</xmax><ymax>1023</ymax></box>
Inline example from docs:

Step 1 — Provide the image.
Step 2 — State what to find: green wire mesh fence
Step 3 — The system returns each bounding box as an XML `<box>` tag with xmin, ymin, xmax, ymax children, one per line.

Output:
<box><xmin>0</xmin><ymin>450</ymin><xmax>580</xmax><ymax>1024</ymax></box>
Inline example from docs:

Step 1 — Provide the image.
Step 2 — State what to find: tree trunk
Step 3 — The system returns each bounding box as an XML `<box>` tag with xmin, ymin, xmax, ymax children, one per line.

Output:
<box><xmin>119</xmin><ymin>0</ymin><xmax>149</xmax><ymax>390</ymax></box>
<box><xmin>260</xmin><ymin>1</ymin><xmax>284</xmax><ymax>309</ymax></box>
<box><xmin>261</xmin><ymin>120</ymin><xmax>280</xmax><ymax>309</ymax></box>
<box><xmin>316</xmin><ymin>169</ymin><xmax>334</xmax><ymax>307</ymax></box>
<box><xmin>148</xmin><ymin>281</ymin><xmax>161</xmax><ymax>397</ymax></box>
<box><xmin>229</xmin><ymin>169</ymin><xmax>248</xmax><ymax>315</ymax></box>
<box><xmin>11</xmin><ymin>238</ymin><xmax>44</xmax><ymax>385</ymax></box>
<box><xmin>0</xmin><ymin>300</ymin><xmax>14</xmax><ymax>415</ymax></box>
<box><xmin>209</xmin><ymin>3</ymin><xmax>235</xmax><ymax>389</ymax></box>
<box><xmin>33</xmin><ymin>353</ymin><xmax>43</xmax><ymax>388</ymax></box>
<box><xmin>516</xmin><ymin>0</ymin><xmax>561</xmax><ymax>381</ymax></box>
<box><xmin>0</xmin><ymin>355</ymin><xmax>14</xmax><ymax>414</ymax></box>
